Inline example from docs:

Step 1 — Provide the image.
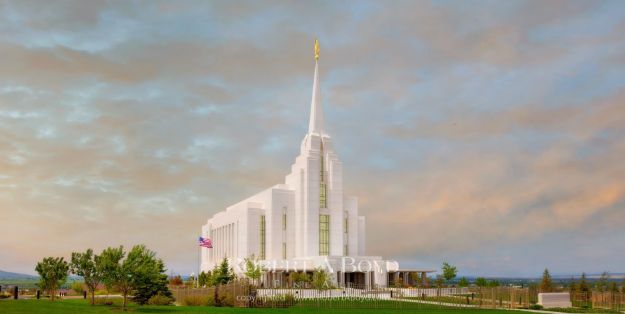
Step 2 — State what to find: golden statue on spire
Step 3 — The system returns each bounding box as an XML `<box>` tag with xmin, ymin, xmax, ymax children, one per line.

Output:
<box><xmin>314</xmin><ymin>38</ymin><xmax>320</xmax><ymax>61</ymax></box>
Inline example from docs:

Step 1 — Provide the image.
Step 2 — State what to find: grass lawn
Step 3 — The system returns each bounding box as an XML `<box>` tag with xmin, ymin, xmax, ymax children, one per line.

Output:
<box><xmin>0</xmin><ymin>299</ymin><xmax>533</xmax><ymax>314</ymax></box>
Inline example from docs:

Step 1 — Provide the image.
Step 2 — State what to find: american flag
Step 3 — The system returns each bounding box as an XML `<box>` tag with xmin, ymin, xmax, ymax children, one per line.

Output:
<box><xmin>198</xmin><ymin>236</ymin><xmax>213</xmax><ymax>248</ymax></box>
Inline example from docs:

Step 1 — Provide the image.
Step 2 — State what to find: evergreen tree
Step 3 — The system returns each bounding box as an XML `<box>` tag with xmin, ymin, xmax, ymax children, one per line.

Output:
<box><xmin>609</xmin><ymin>281</ymin><xmax>618</xmax><ymax>293</ymax></box>
<box><xmin>198</xmin><ymin>271</ymin><xmax>211</xmax><ymax>287</ymax></box>
<box><xmin>212</xmin><ymin>258</ymin><xmax>234</xmax><ymax>285</ymax></box>
<box><xmin>130</xmin><ymin>246</ymin><xmax>172</xmax><ymax>305</ymax></box>
<box><xmin>596</xmin><ymin>272</ymin><xmax>609</xmax><ymax>292</ymax></box>
<box><xmin>569</xmin><ymin>277</ymin><xmax>578</xmax><ymax>293</ymax></box>
<box><xmin>579</xmin><ymin>273</ymin><xmax>590</xmax><ymax>303</ymax></box>
<box><xmin>540</xmin><ymin>268</ymin><xmax>553</xmax><ymax>292</ymax></box>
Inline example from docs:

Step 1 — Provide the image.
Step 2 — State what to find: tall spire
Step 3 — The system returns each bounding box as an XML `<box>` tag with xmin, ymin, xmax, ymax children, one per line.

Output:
<box><xmin>308</xmin><ymin>38</ymin><xmax>325</xmax><ymax>135</ymax></box>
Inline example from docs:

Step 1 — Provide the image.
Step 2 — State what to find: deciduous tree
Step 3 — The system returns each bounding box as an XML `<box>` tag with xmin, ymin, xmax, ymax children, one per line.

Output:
<box><xmin>70</xmin><ymin>248</ymin><xmax>102</xmax><ymax>305</ymax></box>
<box><xmin>169</xmin><ymin>275</ymin><xmax>183</xmax><ymax>286</ymax></box>
<box><xmin>312</xmin><ymin>268</ymin><xmax>330</xmax><ymax>290</ymax></box>
<box><xmin>442</xmin><ymin>262</ymin><xmax>458</xmax><ymax>285</ymax></box>
<box><xmin>98</xmin><ymin>245</ymin><xmax>171</xmax><ymax>310</ymax></box>
<box><xmin>475</xmin><ymin>277</ymin><xmax>488</xmax><ymax>287</ymax></box>
<box><xmin>244</xmin><ymin>256</ymin><xmax>262</xmax><ymax>287</ymax></box>
<box><xmin>35</xmin><ymin>257</ymin><xmax>69</xmax><ymax>301</ymax></box>
<box><xmin>291</xmin><ymin>272</ymin><xmax>311</xmax><ymax>288</ymax></box>
<box><xmin>458</xmin><ymin>277</ymin><xmax>469</xmax><ymax>287</ymax></box>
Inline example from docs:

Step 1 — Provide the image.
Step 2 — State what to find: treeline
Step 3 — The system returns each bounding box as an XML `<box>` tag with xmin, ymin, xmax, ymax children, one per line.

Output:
<box><xmin>169</xmin><ymin>257</ymin><xmax>333</xmax><ymax>290</ymax></box>
<box><xmin>35</xmin><ymin>245</ymin><xmax>171</xmax><ymax>310</ymax></box>
<box><xmin>540</xmin><ymin>268</ymin><xmax>625</xmax><ymax>293</ymax></box>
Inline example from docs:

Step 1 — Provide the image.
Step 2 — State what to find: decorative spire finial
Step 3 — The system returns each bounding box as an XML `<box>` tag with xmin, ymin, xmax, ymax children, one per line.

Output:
<box><xmin>314</xmin><ymin>38</ymin><xmax>320</xmax><ymax>61</ymax></box>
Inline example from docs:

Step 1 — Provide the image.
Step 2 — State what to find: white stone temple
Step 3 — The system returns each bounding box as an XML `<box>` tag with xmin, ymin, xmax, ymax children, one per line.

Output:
<box><xmin>201</xmin><ymin>40</ymin><xmax>431</xmax><ymax>288</ymax></box>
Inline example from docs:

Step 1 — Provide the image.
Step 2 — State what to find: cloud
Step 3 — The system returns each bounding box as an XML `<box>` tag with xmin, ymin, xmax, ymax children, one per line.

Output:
<box><xmin>1</xmin><ymin>0</ymin><xmax>625</xmax><ymax>276</ymax></box>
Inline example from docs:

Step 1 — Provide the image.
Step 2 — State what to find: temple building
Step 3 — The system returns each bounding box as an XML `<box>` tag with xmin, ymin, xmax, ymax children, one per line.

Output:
<box><xmin>200</xmin><ymin>40</ymin><xmax>431</xmax><ymax>287</ymax></box>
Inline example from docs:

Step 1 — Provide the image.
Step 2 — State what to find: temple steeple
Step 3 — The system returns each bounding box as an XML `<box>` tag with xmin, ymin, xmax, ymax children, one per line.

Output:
<box><xmin>308</xmin><ymin>39</ymin><xmax>325</xmax><ymax>136</ymax></box>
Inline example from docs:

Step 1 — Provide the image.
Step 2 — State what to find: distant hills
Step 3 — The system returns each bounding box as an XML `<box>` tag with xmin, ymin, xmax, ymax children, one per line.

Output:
<box><xmin>0</xmin><ymin>270</ymin><xmax>37</xmax><ymax>280</ymax></box>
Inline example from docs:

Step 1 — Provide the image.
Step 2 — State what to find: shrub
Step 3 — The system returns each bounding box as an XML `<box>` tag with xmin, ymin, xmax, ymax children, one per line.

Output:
<box><xmin>529</xmin><ymin>304</ymin><xmax>543</xmax><ymax>310</ymax></box>
<box><xmin>71</xmin><ymin>281</ymin><xmax>84</xmax><ymax>294</ymax></box>
<box><xmin>93</xmin><ymin>298</ymin><xmax>115</xmax><ymax>306</ymax></box>
<box><xmin>216</xmin><ymin>288</ymin><xmax>235</xmax><ymax>307</ymax></box>
<box><xmin>181</xmin><ymin>295</ymin><xmax>213</xmax><ymax>306</ymax></box>
<box><xmin>255</xmin><ymin>294</ymin><xmax>296</xmax><ymax>308</ymax></box>
<box><xmin>147</xmin><ymin>293</ymin><xmax>174</xmax><ymax>305</ymax></box>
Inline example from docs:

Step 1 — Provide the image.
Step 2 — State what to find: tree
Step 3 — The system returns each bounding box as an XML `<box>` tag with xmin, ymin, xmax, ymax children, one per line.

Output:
<box><xmin>169</xmin><ymin>275</ymin><xmax>184</xmax><ymax>286</ymax></box>
<box><xmin>70</xmin><ymin>248</ymin><xmax>102</xmax><ymax>305</ymax></box>
<box><xmin>621</xmin><ymin>278</ymin><xmax>625</xmax><ymax>294</ymax></box>
<box><xmin>475</xmin><ymin>277</ymin><xmax>488</xmax><ymax>287</ymax></box>
<box><xmin>98</xmin><ymin>245</ymin><xmax>171</xmax><ymax>310</ymax></box>
<box><xmin>212</xmin><ymin>258</ymin><xmax>234</xmax><ymax>286</ymax></box>
<box><xmin>609</xmin><ymin>282</ymin><xmax>618</xmax><ymax>293</ymax></box>
<box><xmin>71</xmin><ymin>281</ymin><xmax>84</xmax><ymax>295</ymax></box>
<box><xmin>579</xmin><ymin>273</ymin><xmax>590</xmax><ymax>303</ymax></box>
<box><xmin>435</xmin><ymin>275</ymin><xmax>444</xmax><ymax>288</ymax></box>
<box><xmin>569</xmin><ymin>277</ymin><xmax>578</xmax><ymax>293</ymax></box>
<box><xmin>394</xmin><ymin>276</ymin><xmax>404</xmax><ymax>287</ymax></box>
<box><xmin>291</xmin><ymin>272</ymin><xmax>311</xmax><ymax>288</ymax></box>
<box><xmin>35</xmin><ymin>257</ymin><xmax>69</xmax><ymax>301</ymax></box>
<box><xmin>596</xmin><ymin>271</ymin><xmax>609</xmax><ymax>292</ymax></box>
<box><xmin>458</xmin><ymin>277</ymin><xmax>469</xmax><ymax>287</ymax></box>
<box><xmin>312</xmin><ymin>268</ymin><xmax>330</xmax><ymax>290</ymax></box>
<box><xmin>98</xmin><ymin>246</ymin><xmax>128</xmax><ymax>307</ymax></box>
<box><xmin>244</xmin><ymin>257</ymin><xmax>262</xmax><ymax>287</ymax></box>
<box><xmin>129</xmin><ymin>246</ymin><xmax>172</xmax><ymax>305</ymax></box>
<box><xmin>540</xmin><ymin>268</ymin><xmax>553</xmax><ymax>292</ymax></box>
<box><xmin>442</xmin><ymin>262</ymin><xmax>458</xmax><ymax>285</ymax></box>
<box><xmin>197</xmin><ymin>272</ymin><xmax>211</xmax><ymax>287</ymax></box>
<box><xmin>488</xmin><ymin>280</ymin><xmax>500</xmax><ymax>287</ymax></box>
<box><xmin>409</xmin><ymin>272</ymin><xmax>421</xmax><ymax>288</ymax></box>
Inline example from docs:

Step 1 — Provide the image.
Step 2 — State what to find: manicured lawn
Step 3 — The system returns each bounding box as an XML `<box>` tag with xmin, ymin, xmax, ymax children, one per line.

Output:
<box><xmin>0</xmin><ymin>299</ymin><xmax>532</xmax><ymax>314</ymax></box>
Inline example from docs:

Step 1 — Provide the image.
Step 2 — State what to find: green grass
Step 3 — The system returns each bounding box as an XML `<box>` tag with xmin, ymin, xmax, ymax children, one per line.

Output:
<box><xmin>402</xmin><ymin>296</ymin><xmax>480</xmax><ymax>305</ymax></box>
<box><xmin>0</xmin><ymin>299</ymin><xmax>534</xmax><ymax>314</ymax></box>
<box><xmin>543</xmin><ymin>307</ymin><xmax>622</xmax><ymax>313</ymax></box>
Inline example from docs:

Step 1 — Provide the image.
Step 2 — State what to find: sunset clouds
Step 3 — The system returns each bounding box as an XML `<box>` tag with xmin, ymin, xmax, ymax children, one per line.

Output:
<box><xmin>1</xmin><ymin>0</ymin><xmax>625</xmax><ymax>276</ymax></box>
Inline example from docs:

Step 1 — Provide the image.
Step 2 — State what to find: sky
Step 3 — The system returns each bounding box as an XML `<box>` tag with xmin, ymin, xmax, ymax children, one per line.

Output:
<box><xmin>1</xmin><ymin>0</ymin><xmax>625</xmax><ymax>277</ymax></box>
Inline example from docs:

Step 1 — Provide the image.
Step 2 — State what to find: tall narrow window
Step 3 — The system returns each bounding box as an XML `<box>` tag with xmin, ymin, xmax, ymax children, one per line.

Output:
<box><xmin>282</xmin><ymin>213</ymin><xmax>287</xmax><ymax>230</ymax></box>
<box><xmin>260</xmin><ymin>215</ymin><xmax>266</xmax><ymax>259</ymax></box>
<box><xmin>344</xmin><ymin>214</ymin><xmax>348</xmax><ymax>255</ymax></box>
<box><xmin>282</xmin><ymin>242</ymin><xmax>286</xmax><ymax>259</ymax></box>
<box><xmin>319</xmin><ymin>214</ymin><xmax>330</xmax><ymax>255</ymax></box>
<box><xmin>319</xmin><ymin>140</ymin><xmax>327</xmax><ymax>208</ymax></box>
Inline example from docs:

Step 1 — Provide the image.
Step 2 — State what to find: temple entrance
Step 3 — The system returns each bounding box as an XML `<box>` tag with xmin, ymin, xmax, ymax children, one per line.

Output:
<box><xmin>344</xmin><ymin>272</ymin><xmax>366</xmax><ymax>288</ymax></box>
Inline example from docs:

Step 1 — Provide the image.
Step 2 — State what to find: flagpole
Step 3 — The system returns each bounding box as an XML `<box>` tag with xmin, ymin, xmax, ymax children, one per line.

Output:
<box><xmin>197</xmin><ymin>243</ymin><xmax>200</xmax><ymax>288</ymax></box>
